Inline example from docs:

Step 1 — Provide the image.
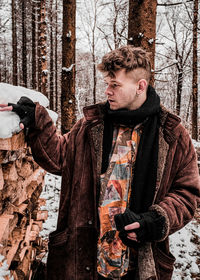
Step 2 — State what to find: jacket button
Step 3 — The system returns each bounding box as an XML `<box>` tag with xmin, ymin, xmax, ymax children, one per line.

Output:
<box><xmin>88</xmin><ymin>220</ymin><xmax>93</xmax><ymax>225</ymax></box>
<box><xmin>85</xmin><ymin>266</ymin><xmax>91</xmax><ymax>271</ymax></box>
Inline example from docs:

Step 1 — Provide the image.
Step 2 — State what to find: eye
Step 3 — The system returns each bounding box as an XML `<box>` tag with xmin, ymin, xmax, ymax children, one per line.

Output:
<box><xmin>112</xmin><ymin>83</ymin><xmax>118</xmax><ymax>88</ymax></box>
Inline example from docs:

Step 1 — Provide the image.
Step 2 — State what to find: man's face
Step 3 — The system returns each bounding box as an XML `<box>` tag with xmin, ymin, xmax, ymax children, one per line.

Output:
<box><xmin>104</xmin><ymin>69</ymin><xmax>142</xmax><ymax>111</ymax></box>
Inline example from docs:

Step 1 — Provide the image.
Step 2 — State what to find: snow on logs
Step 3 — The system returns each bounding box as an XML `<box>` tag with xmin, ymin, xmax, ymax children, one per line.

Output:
<box><xmin>0</xmin><ymin>131</ymin><xmax>47</xmax><ymax>280</ymax></box>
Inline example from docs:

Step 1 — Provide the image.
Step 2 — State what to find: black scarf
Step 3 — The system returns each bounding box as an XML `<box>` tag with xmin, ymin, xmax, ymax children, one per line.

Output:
<box><xmin>102</xmin><ymin>86</ymin><xmax>160</xmax><ymax>213</ymax></box>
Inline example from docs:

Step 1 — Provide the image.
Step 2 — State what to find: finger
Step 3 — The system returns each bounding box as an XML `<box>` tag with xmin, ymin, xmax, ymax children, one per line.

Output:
<box><xmin>127</xmin><ymin>234</ymin><xmax>138</xmax><ymax>242</ymax></box>
<box><xmin>0</xmin><ymin>105</ymin><xmax>13</xmax><ymax>111</ymax></box>
<box><xmin>20</xmin><ymin>117</ymin><xmax>30</xmax><ymax>129</ymax></box>
<box><xmin>127</xmin><ymin>232</ymin><xmax>137</xmax><ymax>239</ymax></box>
<box><xmin>124</xmin><ymin>222</ymin><xmax>140</xmax><ymax>231</ymax></box>
<box><xmin>19</xmin><ymin>123</ymin><xmax>24</xmax><ymax>129</ymax></box>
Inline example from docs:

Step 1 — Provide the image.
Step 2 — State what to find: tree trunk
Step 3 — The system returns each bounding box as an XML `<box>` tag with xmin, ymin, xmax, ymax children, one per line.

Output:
<box><xmin>50</xmin><ymin>0</ymin><xmax>54</xmax><ymax>110</ymax></box>
<box><xmin>32</xmin><ymin>0</ymin><xmax>36</xmax><ymax>89</ymax></box>
<box><xmin>92</xmin><ymin>53</ymin><xmax>96</xmax><ymax>105</ymax></box>
<box><xmin>186</xmin><ymin>94</ymin><xmax>192</xmax><ymax>123</ymax></box>
<box><xmin>37</xmin><ymin>0</ymin><xmax>41</xmax><ymax>92</ymax></box>
<box><xmin>113</xmin><ymin>0</ymin><xmax>118</xmax><ymax>49</ymax></box>
<box><xmin>0</xmin><ymin>52</ymin><xmax>1</xmax><ymax>82</ymax></box>
<box><xmin>22</xmin><ymin>0</ymin><xmax>27</xmax><ymax>87</ymax></box>
<box><xmin>38</xmin><ymin>0</ymin><xmax>48</xmax><ymax>96</ymax></box>
<box><xmin>128</xmin><ymin>0</ymin><xmax>157</xmax><ymax>84</ymax></box>
<box><xmin>92</xmin><ymin>29</ymin><xmax>96</xmax><ymax>104</ymax></box>
<box><xmin>3</xmin><ymin>44</ymin><xmax>7</xmax><ymax>83</ymax></box>
<box><xmin>12</xmin><ymin>0</ymin><xmax>18</xmax><ymax>86</ymax></box>
<box><xmin>61</xmin><ymin>0</ymin><xmax>76</xmax><ymax>134</ymax></box>
<box><xmin>176</xmin><ymin>69</ymin><xmax>183</xmax><ymax>115</ymax></box>
<box><xmin>55</xmin><ymin>0</ymin><xmax>58</xmax><ymax>112</ymax></box>
<box><xmin>192</xmin><ymin>0</ymin><xmax>198</xmax><ymax>140</ymax></box>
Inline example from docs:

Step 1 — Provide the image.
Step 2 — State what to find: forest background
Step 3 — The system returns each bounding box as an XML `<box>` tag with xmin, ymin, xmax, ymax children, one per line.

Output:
<box><xmin>0</xmin><ymin>0</ymin><xmax>200</xmax><ymax>279</ymax></box>
<box><xmin>0</xmin><ymin>0</ymin><xmax>199</xmax><ymax>140</ymax></box>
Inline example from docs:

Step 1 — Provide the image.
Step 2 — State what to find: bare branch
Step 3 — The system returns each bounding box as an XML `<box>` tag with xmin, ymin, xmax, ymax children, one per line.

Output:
<box><xmin>184</xmin><ymin>2</ymin><xmax>193</xmax><ymax>23</ymax></box>
<box><xmin>157</xmin><ymin>0</ymin><xmax>193</xmax><ymax>7</ymax></box>
<box><xmin>154</xmin><ymin>62</ymin><xmax>178</xmax><ymax>73</ymax></box>
<box><xmin>154</xmin><ymin>78</ymin><xmax>169</xmax><ymax>82</ymax></box>
<box><xmin>0</xmin><ymin>19</ymin><xmax>9</xmax><ymax>31</ymax></box>
<box><xmin>97</xmin><ymin>26</ymin><xmax>113</xmax><ymax>50</ymax></box>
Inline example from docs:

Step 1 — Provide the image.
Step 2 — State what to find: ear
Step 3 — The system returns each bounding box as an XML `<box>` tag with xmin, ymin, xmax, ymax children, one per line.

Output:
<box><xmin>137</xmin><ymin>79</ymin><xmax>148</xmax><ymax>95</ymax></box>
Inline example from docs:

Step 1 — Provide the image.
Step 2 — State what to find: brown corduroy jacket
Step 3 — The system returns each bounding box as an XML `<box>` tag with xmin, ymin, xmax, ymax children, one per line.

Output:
<box><xmin>28</xmin><ymin>102</ymin><xmax>200</xmax><ymax>280</ymax></box>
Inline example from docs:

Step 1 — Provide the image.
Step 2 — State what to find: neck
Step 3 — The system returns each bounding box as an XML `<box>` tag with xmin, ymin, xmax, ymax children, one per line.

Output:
<box><xmin>129</xmin><ymin>90</ymin><xmax>147</xmax><ymax>111</ymax></box>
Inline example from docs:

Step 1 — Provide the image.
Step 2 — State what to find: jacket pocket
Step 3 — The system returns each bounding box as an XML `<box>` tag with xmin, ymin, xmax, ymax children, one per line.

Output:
<box><xmin>48</xmin><ymin>228</ymin><xmax>69</xmax><ymax>247</ymax></box>
<box><xmin>155</xmin><ymin>246</ymin><xmax>176</xmax><ymax>280</ymax></box>
<box><xmin>47</xmin><ymin>228</ymin><xmax>70</xmax><ymax>280</ymax></box>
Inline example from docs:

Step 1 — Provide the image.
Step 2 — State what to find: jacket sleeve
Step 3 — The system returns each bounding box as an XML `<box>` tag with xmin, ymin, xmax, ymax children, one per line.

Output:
<box><xmin>151</xmin><ymin>126</ymin><xmax>200</xmax><ymax>239</ymax></box>
<box><xmin>27</xmin><ymin>103</ymin><xmax>81</xmax><ymax>175</ymax></box>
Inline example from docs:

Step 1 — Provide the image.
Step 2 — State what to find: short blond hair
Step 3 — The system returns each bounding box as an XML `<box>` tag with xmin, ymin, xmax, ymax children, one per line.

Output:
<box><xmin>97</xmin><ymin>45</ymin><xmax>151</xmax><ymax>82</ymax></box>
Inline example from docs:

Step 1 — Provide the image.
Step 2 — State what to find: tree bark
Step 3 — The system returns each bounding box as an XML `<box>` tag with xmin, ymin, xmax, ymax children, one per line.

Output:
<box><xmin>92</xmin><ymin>41</ymin><xmax>96</xmax><ymax>104</ymax></box>
<box><xmin>50</xmin><ymin>0</ymin><xmax>54</xmax><ymax>110</ymax></box>
<box><xmin>32</xmin><ymin>0</ymin><xmax>36</xmax><ymax>89</ymax></box>
<box><xmin>22</xmin><ymin>0</ymin><xmax>27</xmax><ymax>87</ymax></box>
<box><xmin>192</xmin><ymin>0</ymin><xmax>198</xmax><ymax>140</ymax></box>
<box><xmin>128</xmin><ymin>0</ymin><xmax>157</xmax><ymax>84</ymax></box>
<box><xmin>176</xmin><ymin>69</ymin><xmax>183</xmax><ymax>115</ymax></box>
<box><xmin>12</xmin><ymin>0</ymin><xmax>18</xmax><ymax>86</ymax></box>
<box><xmin>37</xmin><ymin>0</ymin><xmax>42</xmax><ymax>92</ymax></box>
<box><xmin>38</xmin><ymin>0</ymin><xmax>48</xmax><ymax>96</ymax></box>
<box><xmin>55</xmin><ymin>0</ymin><xmax>58</xmax><ymax>112</ymax></box>
<box><xmin>61</xmin><ymin>0</ymin><xmax>76</xmax><ymax>134</ymax></box>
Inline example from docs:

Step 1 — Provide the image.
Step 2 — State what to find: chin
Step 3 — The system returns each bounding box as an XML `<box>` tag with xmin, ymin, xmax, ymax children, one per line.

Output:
<box><xmin>109</xmin><ymin>104</ymin><xmax>119</xmax><ymax>110</ymax></box>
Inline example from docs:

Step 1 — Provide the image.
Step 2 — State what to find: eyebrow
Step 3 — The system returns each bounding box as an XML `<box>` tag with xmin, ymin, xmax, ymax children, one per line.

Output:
<box><xmin>104</xmin><ymin>79</ymin><xmax>121</xmax><ymax>84</ymax></box>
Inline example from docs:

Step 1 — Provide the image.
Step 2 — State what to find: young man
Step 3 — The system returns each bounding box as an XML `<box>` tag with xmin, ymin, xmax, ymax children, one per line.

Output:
<box><xmin>0</xmin><ymin>46</ymin><xmax>199</xmax><ymax>280</ymax></box>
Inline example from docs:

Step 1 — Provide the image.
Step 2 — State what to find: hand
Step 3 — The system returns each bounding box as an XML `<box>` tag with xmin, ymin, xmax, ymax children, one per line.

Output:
<box><xmin>114</xmin><ymin>208</ymin><xmax>165</xmax><ymax>246</ymax></box>
<box><xmin>0</xmin><ymin>104</ymin><xmax>24</xmax><ymax>129</ymax></box>
<box><xmin>0</xmin><ymin>97</ymin><xmax>36</xmax><ymax>129</ymax></box>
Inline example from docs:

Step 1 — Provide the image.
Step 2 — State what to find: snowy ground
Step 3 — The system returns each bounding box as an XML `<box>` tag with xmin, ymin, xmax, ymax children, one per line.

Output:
<box><xmin>40</xmin><ymin>173</ymin><xmax>200</xmax><ymax>280</ymax></box>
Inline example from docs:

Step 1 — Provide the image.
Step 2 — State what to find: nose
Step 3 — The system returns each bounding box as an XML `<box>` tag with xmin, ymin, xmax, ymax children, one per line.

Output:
<box><xmin>104</xmin><ymin>86</ymin><xmax>113</xmax><ymax>96</ymax></box>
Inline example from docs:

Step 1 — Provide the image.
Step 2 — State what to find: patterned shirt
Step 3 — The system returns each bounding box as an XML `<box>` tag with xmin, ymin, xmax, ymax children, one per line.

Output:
<box><xmin>97</xmin><ymin>126</ymin><xmax>141</xmax><ymax>279</ymax></box>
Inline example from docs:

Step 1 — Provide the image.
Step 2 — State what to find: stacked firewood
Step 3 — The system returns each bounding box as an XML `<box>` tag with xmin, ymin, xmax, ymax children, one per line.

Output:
<box><xmin>0</xmin><ymin>131</ymin><xmax>48</xmax><ymax>280</ymax></box>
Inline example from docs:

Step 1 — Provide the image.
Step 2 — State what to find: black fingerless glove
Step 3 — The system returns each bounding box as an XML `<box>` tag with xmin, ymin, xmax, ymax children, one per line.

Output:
<box><xmin>114</xmin><ymin>208</ymin><xmax>166</xmax><ymax>246</ymax></box>
<box><xmin>8</xmin><ymin>96</ymin><xmax>36</xmax><ymax>129</ymax></box>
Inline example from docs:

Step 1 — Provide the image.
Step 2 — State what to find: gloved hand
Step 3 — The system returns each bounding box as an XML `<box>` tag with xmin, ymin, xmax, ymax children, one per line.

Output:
<box><xmin>8</xmin><ymin>96</ymin><xmax>36</xmax><ymax>129</ymax></box>
<box><xmin>114</xmin><ymin>208</ymin><xmax>165</xmax><ymax>247</ymax></box>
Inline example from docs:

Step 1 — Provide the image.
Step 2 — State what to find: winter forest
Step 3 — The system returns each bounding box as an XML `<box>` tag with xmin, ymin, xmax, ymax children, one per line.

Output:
<box><xmin>0</xmin><ymin>0</ymin><xmax>199</xmax><ymax>137</ymax></box>
<box><xmin>0</xmin><ymin>0</ymin><xmax>200</xmax><ymax>279</ymax></box>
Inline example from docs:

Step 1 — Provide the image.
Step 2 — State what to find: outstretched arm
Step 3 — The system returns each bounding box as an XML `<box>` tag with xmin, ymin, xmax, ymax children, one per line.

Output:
<box><xmin>0</xmin><ymin>97</ymin><xmax>73</xmax><ymax>175</ymax></box>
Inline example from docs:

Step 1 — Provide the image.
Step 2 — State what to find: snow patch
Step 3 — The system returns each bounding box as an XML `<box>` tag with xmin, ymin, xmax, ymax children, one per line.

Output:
<box><xmin>0</xmin><ymin>255</ymin><xmax>14</xmax><ymax>280</ymax></box>
<box><xmin>0</xmin><ymin>83</ymin><xmax>58</xmax><ymax>138</ymax></box>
